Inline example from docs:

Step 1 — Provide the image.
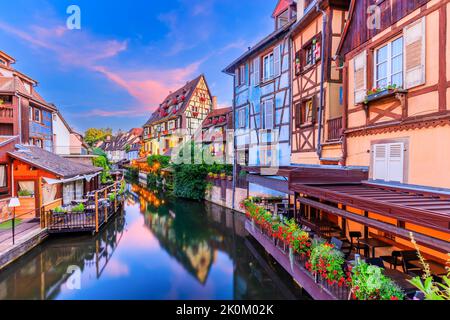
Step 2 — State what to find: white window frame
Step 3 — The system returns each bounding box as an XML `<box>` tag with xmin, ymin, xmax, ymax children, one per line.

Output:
<box><xmin>263</xmin><ymin>52</ymin><xmax>274</xmax><ymax>82</ymax></box>
<box><xmin>261</xmin><ymin>99</ymin><xmax>274</xmax><ymax>130</ymax></box>
<box><xmin>239</xmin><ymin>65</ymin><xmax>246</xmax><ymax>86</ymax></box>
<box><xmin>374</xmin><ymin>36</ymin><xmax>404</xmax><ymax>89</ymax></box>
<box><xmin>237</xmin><ymin>108</ymin><xmax>246</xmax><ymax>129</ymax></box>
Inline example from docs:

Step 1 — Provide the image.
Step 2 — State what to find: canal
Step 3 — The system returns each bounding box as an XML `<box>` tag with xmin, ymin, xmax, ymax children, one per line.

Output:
<box><xmin>0</xmin><ymin>183</ymin><xmax>310</xmax><ymax>300</ymax></box>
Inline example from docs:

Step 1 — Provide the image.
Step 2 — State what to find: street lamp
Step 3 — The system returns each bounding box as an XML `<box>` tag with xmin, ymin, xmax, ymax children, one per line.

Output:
<box><xmin>8</xmin><ymin>197</ymin><xmax>20</xmax><ymax>245</ymax></box>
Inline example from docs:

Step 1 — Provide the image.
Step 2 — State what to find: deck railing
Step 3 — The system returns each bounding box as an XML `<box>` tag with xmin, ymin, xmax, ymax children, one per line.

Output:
<box><xmin>327</xmin><ymin>117</ymin><xmax>343</xmax><ymax>141</ymax></box>
<box><xmin>0</xmin><ymin>105</ymin><xmax>14</xmax><ymax>118</ymax></box>
<box><xmin>44</xmin><ymin>179</ymin><xmax>125</xmax><ymax>234</ymax></box>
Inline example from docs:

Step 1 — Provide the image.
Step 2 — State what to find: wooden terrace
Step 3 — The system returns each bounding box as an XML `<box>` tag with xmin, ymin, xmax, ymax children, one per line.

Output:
<box><xmin>43</xmin><ymin>180</ymin><xmax>125</xmax><ymax>234</ymax></box>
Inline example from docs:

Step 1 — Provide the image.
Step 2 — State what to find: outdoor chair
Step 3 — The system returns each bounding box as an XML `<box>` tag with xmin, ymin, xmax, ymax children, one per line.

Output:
<box><xmin>400</xmin><ymin>250</ymin><xmax>423</xmax><ymax>276</ymax></box>
<box><xmin>349</xmin><ymin>231</ymin><xmax>369</xmax><ymax>257</ymax></box>
<box><xmin>380</xmin><ymin>251</ymin><xmax>403</xmax><ymax>269</ymax></box>
<box><xmin>366</xmin><ymin>258</ymin><xmax>386</xmax><ymax>269</ymax></box>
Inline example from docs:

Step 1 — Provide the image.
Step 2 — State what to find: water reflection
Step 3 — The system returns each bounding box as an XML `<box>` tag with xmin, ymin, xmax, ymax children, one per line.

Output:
<box><xmin>0</xmin><ymin>183</ymin><xmax>309</xmax><ymax>300</ymax></box>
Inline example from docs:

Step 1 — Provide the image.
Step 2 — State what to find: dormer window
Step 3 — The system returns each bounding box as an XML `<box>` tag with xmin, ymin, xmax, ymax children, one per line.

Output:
<box><xmin>276</xmin><ymin>10</ymin><xmax>289</xmax><ymax>29</ymax></box>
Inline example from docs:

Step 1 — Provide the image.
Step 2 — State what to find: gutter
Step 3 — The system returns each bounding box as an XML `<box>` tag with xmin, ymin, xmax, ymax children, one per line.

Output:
<box><xmin>316</xmin><ymin>4</ymin><xmax>327</xmax><ymax>158</ymax></box>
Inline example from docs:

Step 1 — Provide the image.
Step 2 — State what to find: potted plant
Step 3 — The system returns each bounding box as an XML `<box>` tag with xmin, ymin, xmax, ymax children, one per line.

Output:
<box><xmin>54</xmin><ymin>206</ymin><xmax>67</xmax><ymax>214</ymax></box>
<box><xmin>350</xmin><ymin>261</ymin><xmax>405</xmax><ymax>300</ymax></box>
<box><xmin>364</xmin><ymin>84</ymin><xmax>402</xmax><ymax>104</ymax></box>
<box><xmin>220</xmin><ymin>172</ymin><xmax>226</xmax><ymax>180</ymax></box>
<box><xmin>308</xmin><ymin>242</ymin><xmax>347</xmax><ymax>287</ymax></box>
<box><xmin>71</xmin><ymin>203</ymin><xmax>85</xmax><ymax>213</ymax></box>
<box><xmin>227</xmin><ymin>175</ymin><xmax>233</xmax><ymax>181</ymax></box>
<box><xmin>18</xmin><ymin>190</ymin><xmax>33</xmax><ymax>198</ymax></box>
<box><xmin>192</xmin><ymin>111</ymin><xmax>199</xmax><ymax>118</ymax></box>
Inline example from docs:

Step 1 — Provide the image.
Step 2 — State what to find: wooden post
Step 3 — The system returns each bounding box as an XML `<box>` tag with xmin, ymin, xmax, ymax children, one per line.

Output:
<box><xmin>114</xmin><ymin>181</ymin><xmax>117</xmax><ymax>211</ymax></box>
<box><xmin>95</xmin><ymin>192</ymin><xmax>99</xmax><ymax>233</ymax></box>
<box><xmin>104</xmin><ymin>189</ymin><xmax>108</xmax><ymax>223</ymax></box>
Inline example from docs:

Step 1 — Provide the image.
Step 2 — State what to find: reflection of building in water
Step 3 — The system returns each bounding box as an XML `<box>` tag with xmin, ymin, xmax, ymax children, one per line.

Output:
<box><xmin>145</xmin><ymin>211</ymin><xmax>215</xmax><ymax>284</ymax></box>
<box><xmin>0</xmin><ymin>213</ymin><xmax>126</xmax><ymax>300</ymax></box>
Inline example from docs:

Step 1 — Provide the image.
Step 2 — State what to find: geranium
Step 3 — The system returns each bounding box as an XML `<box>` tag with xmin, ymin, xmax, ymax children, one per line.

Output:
<box><xmin>309</xmin><ymin>242</ymin><xmax>346</xmax><ymax>285</ymax></box>
<box><xmin>351</xmin><ymin>262</ymin><xmax>405</xmax><ymax>300</ymax></box>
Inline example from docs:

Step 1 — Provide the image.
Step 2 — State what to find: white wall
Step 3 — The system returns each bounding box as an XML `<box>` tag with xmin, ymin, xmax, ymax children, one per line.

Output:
<box><xmin>52</xmin><ymin>113</ymin><xmax>71</xmax><ymax>155</ymax></box>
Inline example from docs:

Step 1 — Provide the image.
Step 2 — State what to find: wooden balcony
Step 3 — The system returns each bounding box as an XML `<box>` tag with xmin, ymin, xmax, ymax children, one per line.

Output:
<box><xmin>0</xmin><ymin>105</ymin><xmax>14</xmax><ymax>119</ymax></box>
<box><xmin>327</xmin><ymin>117</ymin><xmax>342</xmax><ymax>141</ymax></box>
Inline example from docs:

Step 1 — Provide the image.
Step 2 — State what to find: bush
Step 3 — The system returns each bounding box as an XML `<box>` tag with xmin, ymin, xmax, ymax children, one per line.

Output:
<box><xmin>93</xmin><ymin>155</ymin><xmax>112</xmax><ymax>184</ymax></box>
<box><xmin>173</xmin><ymin>164</ymin><xmax>208</xmax><ymax>201</ymax></box>
<box><xmin>54</xmin><ymin>206</ymin><xmax>67</xmax><ymax>213</ymax></box>
<box><xmin>351</xmin><ymin>262</ymin><xmax>405</xmax><ymax>300</ymax></box>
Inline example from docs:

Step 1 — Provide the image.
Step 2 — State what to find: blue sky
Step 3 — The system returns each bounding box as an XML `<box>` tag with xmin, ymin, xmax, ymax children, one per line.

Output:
<box><xmin>0</xmin><ymin>0</ymin><xmax>277</xmax><ymax>133</ymax></box>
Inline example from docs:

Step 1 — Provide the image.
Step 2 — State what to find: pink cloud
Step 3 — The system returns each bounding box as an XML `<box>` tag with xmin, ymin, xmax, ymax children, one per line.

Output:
<box><xmin>0</xmin><ymin>20</ymin><xmax>206</xmax><ymax>118</ymax></box>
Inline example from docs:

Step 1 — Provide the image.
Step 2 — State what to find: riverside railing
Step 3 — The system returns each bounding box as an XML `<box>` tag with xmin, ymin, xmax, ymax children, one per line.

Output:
<box><xmin>0</xmin><ymin>208</ymin><xmax>42</xmax><ymax>247</ymax></box>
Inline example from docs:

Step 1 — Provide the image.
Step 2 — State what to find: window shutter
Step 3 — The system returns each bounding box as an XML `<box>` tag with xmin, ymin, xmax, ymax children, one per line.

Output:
<box><xmin>404</xmin><ymin>18</ymin><xmax>426</xmax><ymax>89</ymax></box>
<box><xmin>253</xmin><ymin>57</ymin><xmax>260</xmax><ymax>86</ymax></box>
<box><xmin>273</xmin><ymin>45</ymin><xmax>281</xmax><ymax>77</ymax></box>
<box><xmin>373</xmin><ymin>144</ymin><xmax>388</xmax><ymax>181</ymax></box>
<box><xmin>353</xmin><ymin>51</ymin><xmax>367</xmax><ymax>104</ymax></box>
<box><xmin>387</xmin><ymin>143</ymin><xmax>404</xmax><ymax>183</ymax></box>
<box><xmin>295</xmin><ymin>103</ymin><xmax>302</xmax><ymax>128</ymax></box>
<box><xmin>235</xmin><ymin>68</ymin><xmax>239</xmax><ymax>87</ymax></box>
<box><xmin>264</xmin><ymin>100</ymin><xmax>274</xmax><ymax>130</ymax></box>
<box><xmin>311</xmin><ymin>95</ymin><xmax>318</xmax><ymax>123</ymax></box>
<box><xmin>245</xmin><ymin>63</ymin><xmax>250</xmax><ymax>85</ymax></box>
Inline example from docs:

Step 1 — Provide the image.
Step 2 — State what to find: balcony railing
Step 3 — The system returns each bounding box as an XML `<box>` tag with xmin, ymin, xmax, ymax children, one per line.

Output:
<box><xmin>0</xmin><ymin>105</ymin><xmax>14</xmax><ymax>118</ymax></box>
<box><xmin>327</xmin><ymin>117</ymin><xmax>342</xmax><ymax>141</ymax></box>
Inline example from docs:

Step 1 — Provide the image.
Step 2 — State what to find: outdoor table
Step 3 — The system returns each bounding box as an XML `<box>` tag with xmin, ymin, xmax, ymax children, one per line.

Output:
<box><xmin>358</xmin><ymin>238</ymin><xmax>392</xmax><ymax>258</ymax></box>
<box><xmin>384</xmin><ymin>269</ymin><xmax>416</xmax><ymax>294</ymax></box>
<box><xmin>409</xmin><ymin>260</ymin><xmax>448</xmax><ymax>276</ymax></box>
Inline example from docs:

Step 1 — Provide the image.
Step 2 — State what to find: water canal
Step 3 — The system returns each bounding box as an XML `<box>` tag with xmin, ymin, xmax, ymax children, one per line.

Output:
<box><xmin>0</xmin><ymin>183</ymin><xmax>310</xmax><ymax>300</ymax></box>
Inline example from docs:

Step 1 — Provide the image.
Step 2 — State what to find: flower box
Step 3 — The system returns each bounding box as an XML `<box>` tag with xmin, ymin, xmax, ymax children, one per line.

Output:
<box><xmin>171</xmin><ymin>98</ymin><xmax>178</xmax><ymax>105</ymax></box>
<box><xmin>364</xmin><ymin>88</ymin><xmax>407</xmax><ymax>104</ymax></box>
<box><xmin>172</xmin><ymin>109</ymin><xmax>177</xmax><ymax>115</ymax></box>
<box><xmin>192</xmin><ymin>112</ymin><xmax>199</xmax><ymax>118</ymax></box>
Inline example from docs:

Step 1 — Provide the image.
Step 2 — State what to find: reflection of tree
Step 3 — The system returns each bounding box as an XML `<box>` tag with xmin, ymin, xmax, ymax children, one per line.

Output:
<box><xmin>0</xmin><ymin>213</ymin><xmax>126</xmax><ymax>300</ymax></box>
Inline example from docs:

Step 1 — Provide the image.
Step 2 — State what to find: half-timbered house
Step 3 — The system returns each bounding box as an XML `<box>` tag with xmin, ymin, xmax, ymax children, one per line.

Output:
<box><xmin>223</xmin><ymin>0</ymin><xmax>296</xmax><ymax>197</ymax></box>
<box><xmin>291</xmin><ymin>0</ymin><xmax>350</xmax><ymax>165</ymax></box>
<box><xmin>142</xmin><ymin>75</ymin><xmax>214</xmax><ymax>157</ymax></box>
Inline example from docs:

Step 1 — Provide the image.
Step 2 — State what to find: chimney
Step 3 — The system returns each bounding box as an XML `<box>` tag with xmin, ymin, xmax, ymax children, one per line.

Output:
<box><xmin>297</xmin><ymin>0</ymin><xmax>305</xmax><ymax>21</ymax></box>
<box><xmin>212</xmin><ymin>96</ymin><xmax>218</xmax><ymax>110</ymax></box>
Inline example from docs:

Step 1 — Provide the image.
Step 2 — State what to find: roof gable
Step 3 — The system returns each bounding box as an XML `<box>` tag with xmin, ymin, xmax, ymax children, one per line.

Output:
<box><xmin>272</xmin><ymin>0</ymin><xmax>290</xmax><ymax>18</ymax></box>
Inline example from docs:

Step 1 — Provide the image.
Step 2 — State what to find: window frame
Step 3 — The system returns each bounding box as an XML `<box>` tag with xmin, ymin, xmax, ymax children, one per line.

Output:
<box><xmin>239</xmin><ymin>64</ymin><xmax>246</xmax><ymax>86</ymax></box>
<box><xmin>262</xmin><ymin>52</ymin><xmax>274</xmax><ymax>82</ymax></box>
<box><xmin>374</xmin><ymin>36</ymin><xmax>404</xmax><ymax>89</ymax></box>
<box><xmin>237</xmin><ymin>108</ymin><xmax>246</xmax><ymax>129</ymax></box>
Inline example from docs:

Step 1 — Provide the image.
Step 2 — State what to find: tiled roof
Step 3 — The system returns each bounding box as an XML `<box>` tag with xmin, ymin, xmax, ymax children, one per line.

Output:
<box><xmin>99</xmin><ymin>129</ymin><xmax>142</xmax><ymax>152</ymax></box>
<box><xmin>8</xmin><ymin>145</ymin><xmax>102</xmax><ymax>178</ymax></box>
<box><xmin>202</xmin><ymin>107</ymin><xmax>232</xmax><ymax>128</ymax></box>
<box><xmin>144</xmin><ymin>75</ymin><xmax>204</xmax><ymax>127</ymax></box>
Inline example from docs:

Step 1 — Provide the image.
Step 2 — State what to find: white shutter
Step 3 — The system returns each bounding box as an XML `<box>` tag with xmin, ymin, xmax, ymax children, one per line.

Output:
<box><xmin>387</xmin><ymin>143</ymin><xmax>404</xmax><ymax>183</ymax></box>
<box><xmin>273</xmin><ymin>45</ymin><xmax>281</xmax><ymax>77</ymax></box>
<box><xmin>253</xmin><ymin>57</ymin><xmax>260</xmax><ymax>86</ymax></box>
<box><xmin>354</xmin><ymin>50</ymin><xmax>367</xmax><ymax>104</ymax></box>
<box><xmin>404</xmin><ymin>18</ymin><xmax>426</xmax><ymax>89</ymax></box>
<box><xmin>373</xmin><ymin>144</ymin><xmax>388</xmax><ymax>181</ymax></box>
<box><xmin>264</xmin><ymin>100</ymin><xmax>274</xmax><ymax>130</ymax></box>
<box><xmin>235</xmin><ymin>68</ymin><xmax>239</xmax><ymax>87</ymax></box>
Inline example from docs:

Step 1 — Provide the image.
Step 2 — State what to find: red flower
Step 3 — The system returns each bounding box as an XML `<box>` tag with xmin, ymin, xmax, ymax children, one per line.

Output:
<box><xmin>390</xmin><ymin>296</ymin><xmax>399</xmax><ymax>301</ymax></box>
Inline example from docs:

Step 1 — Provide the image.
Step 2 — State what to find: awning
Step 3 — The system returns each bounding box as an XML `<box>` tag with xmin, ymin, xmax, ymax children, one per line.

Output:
<box><xmin>43</xmin><ymin>172</ymin><xmax>101</xmax><ymax>185</ymax></box>
<box><xmin>292</xmin><ymin>182</ymin><xmax>450</xmax><ymax>234</ymax></box>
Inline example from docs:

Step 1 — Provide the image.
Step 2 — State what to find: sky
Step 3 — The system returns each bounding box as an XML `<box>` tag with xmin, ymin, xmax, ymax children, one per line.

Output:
<box><xmin>0</xmin><ymin>0</ymin><xmax>278</xmax><ymax>133</ymax></box>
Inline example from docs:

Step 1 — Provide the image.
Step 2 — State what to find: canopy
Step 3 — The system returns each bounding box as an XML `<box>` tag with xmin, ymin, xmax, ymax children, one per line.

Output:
<box><xmin>43</xmin><ymin>172</ymin><xmax>101</xmax><ymax>185</ymax></box>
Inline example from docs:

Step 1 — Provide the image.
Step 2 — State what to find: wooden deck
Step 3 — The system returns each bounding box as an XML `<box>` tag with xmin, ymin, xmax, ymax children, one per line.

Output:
<box><xmin>43</xmin><ymin>180</ymin><xmax>125</xmax><ymax>234</ymax></box>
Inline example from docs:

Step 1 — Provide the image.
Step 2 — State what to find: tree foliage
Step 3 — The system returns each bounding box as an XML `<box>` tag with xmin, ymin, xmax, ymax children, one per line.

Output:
<box><xmin>93</xmin><ymin>155</ymin><xmax>112</xmax><ymax>184</ymax></box>
<box><xmin>84</xmin><ymin>128</ymin><xmax>112</xmax><ymax>146</ymax></box>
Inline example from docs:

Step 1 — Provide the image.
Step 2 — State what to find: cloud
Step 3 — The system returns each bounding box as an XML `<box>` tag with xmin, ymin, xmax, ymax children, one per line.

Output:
<box><xmin>0</xmin><ymin>19</ymin><xmax>206</xmax><ymax>118</ymax></box>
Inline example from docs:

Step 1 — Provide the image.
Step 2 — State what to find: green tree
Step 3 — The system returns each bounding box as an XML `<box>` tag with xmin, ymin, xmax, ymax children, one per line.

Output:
<box><xmin>93</xmin><ymin>155</ymin><xmax>112</xmax><ymax>184</ymax></box>
<box><xmin>84</xmin><ymin>128</ymin><xmax>112</xmax><ymax>146</ymax></box>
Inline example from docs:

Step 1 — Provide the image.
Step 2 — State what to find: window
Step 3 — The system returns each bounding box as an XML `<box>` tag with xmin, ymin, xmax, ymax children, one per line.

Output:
<box><xmin>237</xmin><ymin>108</ymin><xmax>246</xmax><ymax>129</ymax></box>
<box><xmin>0</xmin><ymin>58</ymin><xmax>6</xmax><ymax>66</ymax></box>
<box><xmin>373</xmin><ymin>142</ymin><xmax>405</xmax><ymax>183</ymax></box>
<box><xmin>277</xmin><ymin>10</ymin><xmax>289</xmax><ymax>29</ymax></box>
<box><xmin>296</xmin><ymin>97</ymin><xmax>316</xmax><ymax>127</ymax></box>
<box><xmin>34</xmin><ymin>108</ymin><xmax>41</xmax><ymax>123</ymax></box>
<box><xmin>262</xmin><ymin>99</ymin><xmax>274</xmax><ymax>130</ymax></box>
<box><xmin>29</xmin><ymin>107</ymin><xmax>33</xmax><ymax>121</ymax></box>
<box><xmin>0</xmin><ymin>165</ymin><xmax>7</xmax><ymax>188</ymax></box>
<box><xmin>263</xmin><ymin>52</ymin><xmax>274</xmax><ymax>81</ymax></box>
<box><xmin>303</xmin><ymin>39</ymin><xmax>321</xmax><ymax>69</ymax></box>
<box><xmin>375</xmin><ymin>37</ymin><xmax>404</xmax><ymax>88</ymax></box>
<box><xmin>168</xmin><ymin>120</ymin><xmax>175</xmax><ymax>130</ymax></box>
<box><xmin>238</xmin><ymin>65</ymin><xmax>246</xmax><ymax>86</ymax></box>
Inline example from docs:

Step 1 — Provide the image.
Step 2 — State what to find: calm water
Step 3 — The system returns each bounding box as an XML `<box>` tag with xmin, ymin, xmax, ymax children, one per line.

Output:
<box><xmin>0</xmin><ymin>183</ymin><xmax>309</xmax><ymax>300</ymax></box>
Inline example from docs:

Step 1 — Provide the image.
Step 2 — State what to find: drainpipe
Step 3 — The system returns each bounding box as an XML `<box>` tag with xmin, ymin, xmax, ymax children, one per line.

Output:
<box><xmin>17</xmin><ymin>95</ymin><xmax>22</xmax><ymax>144</ymax></box>
<box><xmin>231</xmin><ymin>74</ymin><xmax>237</xmax><ymax>210</ymax></box>
<box><xmin>316</xmin><ymin>4</ymin><xmax>327</xmax><ymax>158</ymax></box>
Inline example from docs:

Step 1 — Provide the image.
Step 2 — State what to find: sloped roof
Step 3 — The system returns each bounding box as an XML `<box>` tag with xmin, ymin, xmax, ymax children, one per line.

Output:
<box><xmin>99</xmin><ymin>129</ymin><xmax>142</xmax><ymax>152</ymax></box>
<box><xmin>202</xmin><ymin>107</ymin><xmax>232</xmax><ymax>128</ymax></box>
<box><xmin>272</xmin><ymin>0</ymin><xmax>291</xmax><ymax>18</ymax></box>
<box><xmin>8</xmin><ymin>145</ymin><xmax>102</xmax><ymax>178</ymax></box>
<box><xmin>144</xmin><ymin>75</ymin><xmax>206</xmax><ymax>127</ymax></box>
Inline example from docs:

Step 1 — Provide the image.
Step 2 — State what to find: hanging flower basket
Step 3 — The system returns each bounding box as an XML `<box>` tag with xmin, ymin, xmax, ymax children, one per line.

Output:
<box><xmin>172</xmin><ymin>98</ymin><xmax>178</xmax><ymax>105</ymax></box>
<box><xmin>179</xmin><ymin>95</ymin><xmax>186</xmax><ymax>102</ymax></box>
<box><xmin>172</xmin><ymin>109</ymin><xmax>177</xmax><ymax>115</ymax></box>
<box><xmin>192</xmin><ymin>112</ymin><xmax>199</xmax><ymax>118</ymax></box>
<box><xmin>219</xmin><ymin>116</ymin><xmax>226</xmax><ymax>123</ymax></box>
